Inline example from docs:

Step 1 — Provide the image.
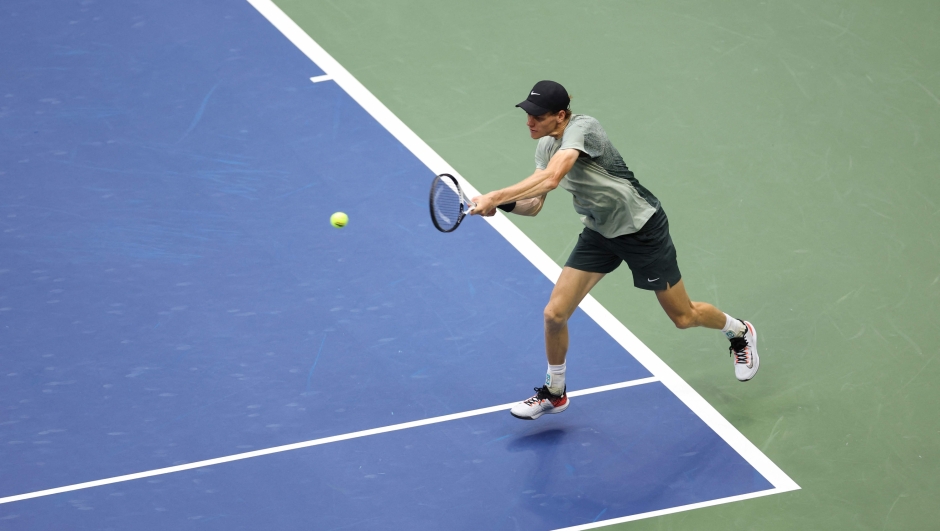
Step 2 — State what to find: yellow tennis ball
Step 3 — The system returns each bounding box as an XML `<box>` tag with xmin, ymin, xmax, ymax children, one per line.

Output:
<box><xmin>330</xmin><ymin>212</ymin><xmax>348</xmax><ymax>228</ymax></box>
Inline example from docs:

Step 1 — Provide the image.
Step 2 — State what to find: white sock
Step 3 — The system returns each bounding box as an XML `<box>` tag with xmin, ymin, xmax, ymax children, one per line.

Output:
<box><xmin>545</xmin><ymin>362</ymin><xmax>566</xmax><ymax>395</ymax></box>
<box><xmin>721</xmin><ymin>314</ymin><xmax>746</xmax><ymax>339</ymax></box>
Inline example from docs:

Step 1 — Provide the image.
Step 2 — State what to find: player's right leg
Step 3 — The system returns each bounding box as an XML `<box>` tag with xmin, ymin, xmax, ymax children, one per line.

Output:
<box><xmin>616</xmin><ymin>208</ymin><xmax>759</xmax><ymax>382</ymax></box>
<box><xmin>654</xmin><ymin>279</ymin><xmax>759</xmax><ymax>382</ymax></box>
<box><xmin>510</xmin><ymin>266</ymin><xmax>605</xmax><ymax>420</ymax></box>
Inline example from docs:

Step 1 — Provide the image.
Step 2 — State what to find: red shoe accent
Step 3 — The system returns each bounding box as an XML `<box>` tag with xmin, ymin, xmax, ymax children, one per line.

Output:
<box><xmin>550</xmin><ymin>394</ymin><xmax>567</xmax><ymax>407</ymax></box>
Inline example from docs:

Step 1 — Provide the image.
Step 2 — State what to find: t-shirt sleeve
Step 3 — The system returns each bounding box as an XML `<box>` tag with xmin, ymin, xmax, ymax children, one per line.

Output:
<box><xmin>557</xmin><ymin>121</ymin><xmax>586</xmax><ymax>153</ymax></box>
<box><xmin>535</xmin><ymin>138</ymin><xmax>551</xmax><ymax>170</ymax></box>
<box><xmin>557</xmin><ymin>118</ymin><xmax>604</xmax><ymax>159</ymax></box>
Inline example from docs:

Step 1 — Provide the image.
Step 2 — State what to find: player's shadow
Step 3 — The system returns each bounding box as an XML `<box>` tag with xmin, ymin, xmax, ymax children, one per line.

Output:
<box><xmin>506</xmin><ymin>428</ymin><xmax>569</xmax><ymax>497</ymax></box>
<box><xmin>504</xmin><ymin>427</ymin><xmax>611</xmax><ymax>521</ymax></box>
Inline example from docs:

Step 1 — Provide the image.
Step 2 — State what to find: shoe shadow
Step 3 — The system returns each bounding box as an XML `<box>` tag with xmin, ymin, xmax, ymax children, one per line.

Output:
<box><xmin>506</xmin><ymin>427</ymin><xmax>569</xmax><ymax>453</ymax></box>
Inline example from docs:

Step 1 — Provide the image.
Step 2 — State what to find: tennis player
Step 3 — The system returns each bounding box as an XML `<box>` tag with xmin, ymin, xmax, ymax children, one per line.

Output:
<box><xmin>471</xmin><ymin>80</ymin><xmax>758</xmax><ymax>420</ymax></box>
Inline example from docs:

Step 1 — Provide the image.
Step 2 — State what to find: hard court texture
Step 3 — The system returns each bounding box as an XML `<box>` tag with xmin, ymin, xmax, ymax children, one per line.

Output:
<box><xmin>0</xmin><ymin>1</ymin><xmax>792</xmax><ymax>530</ymax></box>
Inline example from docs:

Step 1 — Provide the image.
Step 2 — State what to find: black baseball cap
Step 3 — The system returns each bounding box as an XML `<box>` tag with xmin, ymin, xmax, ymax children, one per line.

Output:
<box><xmin>516</xmin><ymin>80</ymin><xmax>570</xmax><ymax>116</ymax></box>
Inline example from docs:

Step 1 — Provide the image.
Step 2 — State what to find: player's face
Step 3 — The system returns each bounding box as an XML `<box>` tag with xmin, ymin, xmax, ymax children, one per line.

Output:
<box><xmin>526</xmin><ymin>111</ymin><xmax>566</xmax><ymax>139</ymax></box>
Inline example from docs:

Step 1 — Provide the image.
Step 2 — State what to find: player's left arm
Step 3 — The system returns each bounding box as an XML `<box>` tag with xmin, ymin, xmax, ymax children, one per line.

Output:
<box><xmin>471</xmin><ymin>148</ymin><xmax>580</xmax><ymax>216</ymax></box>
<box><xmin>508</xmin><ymin>194</ymin><xmax>547</xmax><ymax>216</ymax></box>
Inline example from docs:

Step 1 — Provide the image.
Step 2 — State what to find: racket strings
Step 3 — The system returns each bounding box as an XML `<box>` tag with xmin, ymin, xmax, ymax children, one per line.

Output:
<box><xmin>430</xmin><ymin>177</ymin><xmax>465</xmax><ymax>231</ymax></box>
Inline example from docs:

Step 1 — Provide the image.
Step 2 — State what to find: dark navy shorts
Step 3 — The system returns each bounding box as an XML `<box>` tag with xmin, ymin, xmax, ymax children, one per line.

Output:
<box><xmin>564</xmin><ymin>208</ymin><xmax>682</xmax><ymax>291</ymax></box>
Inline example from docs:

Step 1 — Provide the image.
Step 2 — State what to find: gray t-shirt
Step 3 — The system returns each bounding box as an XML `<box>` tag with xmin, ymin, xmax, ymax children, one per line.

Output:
<box><xmin>536</xmin><ymin>114</ymin><xmax>659</xmax><ymax>238</ymax></box>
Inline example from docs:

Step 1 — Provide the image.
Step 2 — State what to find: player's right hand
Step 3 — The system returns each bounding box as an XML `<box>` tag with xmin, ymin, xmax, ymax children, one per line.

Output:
<box><xmin>469</xmin><ymin>194</ymin><xmax>498</xmax><ymax>217</ymax></box>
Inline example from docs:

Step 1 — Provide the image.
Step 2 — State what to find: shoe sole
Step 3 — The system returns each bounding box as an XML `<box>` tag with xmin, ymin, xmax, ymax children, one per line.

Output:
<box><xmin>510</xmin><ymin>399</ymin><xmax>570</xmax><ymax>420</ymax></box>
<box><xmin>737</xmin><ymin>321</ymin><xmax>759</xmax><ymax>382</ymax></box>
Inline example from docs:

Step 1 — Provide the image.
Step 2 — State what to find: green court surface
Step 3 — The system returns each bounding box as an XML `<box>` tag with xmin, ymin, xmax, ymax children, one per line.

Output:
<box><xmin>275</xmin><ymin>1</ymin><xmax>938</xmax><ymax>529</ymax></box>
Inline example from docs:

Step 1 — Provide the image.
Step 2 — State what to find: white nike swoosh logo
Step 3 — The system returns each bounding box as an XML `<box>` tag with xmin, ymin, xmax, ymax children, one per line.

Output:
<box><xmin>648</xmin><ymin>277</ymin><xmax>659</xmax><ymax>282</ymax></box>
<box><xmin>531</xmin><ymin>92</ymin><xmax>540</xmax><ymax>95</ymax></box>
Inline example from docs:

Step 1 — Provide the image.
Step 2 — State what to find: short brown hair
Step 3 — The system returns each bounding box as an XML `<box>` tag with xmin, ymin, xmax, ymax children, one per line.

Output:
<box><xmin>558</xmin><ymin>97</ymin><xmax>573</xmax><ymax>120</ymax></box>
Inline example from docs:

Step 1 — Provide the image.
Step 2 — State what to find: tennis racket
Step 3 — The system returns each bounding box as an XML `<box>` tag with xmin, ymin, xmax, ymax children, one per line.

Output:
<box><xmin>429</xmin><ymin>173</ymin><xmax>477</xmax><ymax>232</ymax></box>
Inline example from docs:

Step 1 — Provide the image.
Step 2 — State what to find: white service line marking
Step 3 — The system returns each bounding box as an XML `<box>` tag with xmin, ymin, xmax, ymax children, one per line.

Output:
<box><xmin>566</xmin><ymin>377</ymin><xmax>657</xmax><ymax>397</ymax></box>
<box><xmin>309</xmin><ymin>74</ymin><xmax>332</xmax><ymax>83</ymax></box>
<box><xmin>0</xmin><ymin>377</ymin><xmax>658</xmax><ymax>506</ymax></box>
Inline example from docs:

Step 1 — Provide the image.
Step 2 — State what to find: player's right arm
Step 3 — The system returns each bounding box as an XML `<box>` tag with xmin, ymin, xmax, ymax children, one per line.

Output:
<box><xmin>471</xmin><ymin>148</ymin><xmax>579</xmax><ymax>216</ymax></box>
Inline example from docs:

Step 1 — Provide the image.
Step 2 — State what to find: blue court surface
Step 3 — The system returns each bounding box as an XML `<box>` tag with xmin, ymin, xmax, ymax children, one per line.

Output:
<box><xmin>0</xmin><ymin>1</ymin><xmax>794</xmax><ymax>529</ymax></box>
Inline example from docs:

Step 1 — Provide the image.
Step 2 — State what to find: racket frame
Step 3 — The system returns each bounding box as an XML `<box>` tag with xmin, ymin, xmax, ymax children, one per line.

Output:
<box><xmin>429</xmin><ymin>173</ymin><xmax>476</xmax><ymax>232</ymax></box>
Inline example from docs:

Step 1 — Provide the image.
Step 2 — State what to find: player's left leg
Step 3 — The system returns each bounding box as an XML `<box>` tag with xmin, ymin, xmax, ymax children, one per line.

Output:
<box><xmin>510</xmin><ymin>266</ymin><xmax>605</xmax><ymax>420</ymax></box>
<box><xmin>655</xmin><ymin>279</ymin><xmax>759</xmax><ymax>381</ymax></box>
<box><xmin>544</xmin><ymin>266</ymin><xmax>607</xmax><ymax>366</ymax></box>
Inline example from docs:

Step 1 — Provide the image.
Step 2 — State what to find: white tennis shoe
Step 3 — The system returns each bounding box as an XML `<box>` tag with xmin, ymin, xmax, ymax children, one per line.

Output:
<box><xmin>729</xmin><ymin>320</ymin><xmax>759</xmax><ymax>381</ymax></box>
<box><xmin>510</xmin><ymin>386</ymin><xmax>569</xmax><ymax>420</ymax></box>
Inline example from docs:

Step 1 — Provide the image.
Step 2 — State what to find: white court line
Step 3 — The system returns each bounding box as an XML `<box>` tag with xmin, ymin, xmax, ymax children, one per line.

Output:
<box><xmin>245</xmin><ymin>0</ymin><xmax>800</xmax><ymax>524</ymax></box>
<box><xmin>309</xmin><ymin>74</ymin><xmax>331</xmax><ymax>83</ymax></box>
<box><xmin>0</xmin><ymin>377</ymin><xmax>658</xmax><ymax>506</ymax></box>
<box><xmin>552</xmin><ymin>488</ymin><xmax>784</xmax><ymax>531</ymax></box>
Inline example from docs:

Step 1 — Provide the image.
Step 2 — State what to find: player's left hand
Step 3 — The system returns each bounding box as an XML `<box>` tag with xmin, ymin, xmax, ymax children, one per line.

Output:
<box><xmin>469</xmin><ymin>194</ymin><xmax>498</xmax><ymax>216</ymax></box>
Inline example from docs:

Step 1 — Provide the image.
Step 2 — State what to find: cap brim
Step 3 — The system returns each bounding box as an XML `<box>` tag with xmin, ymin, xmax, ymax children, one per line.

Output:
<box><xmin>516</xmin><ymin>99</ymin><xmax>550</xmax><ymax>116</ymax></box>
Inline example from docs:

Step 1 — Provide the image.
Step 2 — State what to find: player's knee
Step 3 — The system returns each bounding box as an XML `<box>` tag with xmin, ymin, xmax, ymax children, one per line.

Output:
<box><xmin>670</xmin><ymin>312</ymin><xmax>695</xmax><ymax>330</ymax></box>
<box><xmin>543</xmin><ymin>306</ymin><xmax>567</xmax><ymax>330</ymax></box>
